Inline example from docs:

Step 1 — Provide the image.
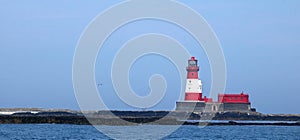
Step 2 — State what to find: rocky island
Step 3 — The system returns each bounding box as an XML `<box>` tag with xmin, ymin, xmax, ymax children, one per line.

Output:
<box><xmin>0</xmin><ymin>108</ymin><xmax>299</xmax><ymax>126</ymax></box>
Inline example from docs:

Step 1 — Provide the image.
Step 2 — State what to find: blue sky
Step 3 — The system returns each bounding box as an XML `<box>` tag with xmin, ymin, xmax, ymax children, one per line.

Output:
<box><xmin>0</xmin><ymin>0</ymin><xmax>299</xmax><ymax>114</ymax></box>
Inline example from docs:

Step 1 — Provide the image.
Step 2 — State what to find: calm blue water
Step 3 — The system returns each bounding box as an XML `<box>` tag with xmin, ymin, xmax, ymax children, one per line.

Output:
<box><xmin>0</xmin><ymin>124</ymin><xmax>299</xmax><ymax>139</ymax></box>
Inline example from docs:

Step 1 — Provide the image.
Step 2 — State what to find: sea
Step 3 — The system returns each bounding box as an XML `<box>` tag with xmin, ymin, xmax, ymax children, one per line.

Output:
<box><xmin>0</xmin><ymin>124</ymin><xmax>299</xmax><ymax>140</ymax></box>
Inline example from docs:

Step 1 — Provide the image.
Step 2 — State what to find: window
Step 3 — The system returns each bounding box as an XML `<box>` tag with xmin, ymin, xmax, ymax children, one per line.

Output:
<box><xmin>189</xmin><ymin>60</ymin><xmax>196</xmax><ymax>66</ymax></box>
<box><xmin>212</xmin><ymin>106</ymin><xmax>216</xmax><ymax>111</ymax></box>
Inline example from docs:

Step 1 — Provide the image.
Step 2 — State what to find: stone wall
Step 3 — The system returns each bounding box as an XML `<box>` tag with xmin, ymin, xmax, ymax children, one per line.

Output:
<box><xmin>176</xmin><ymin>102</ymin><xmax>205</xmax><ymax>112</ymax></box>
<box><xmin>176</xmin><ymin>102</ymin><xmax>251</xmax><ymax>112</ymax></box>
<box><xmin>223</xmin><ymin>103</ymin><xmax>251</xmax><ymax>111</ymax></box>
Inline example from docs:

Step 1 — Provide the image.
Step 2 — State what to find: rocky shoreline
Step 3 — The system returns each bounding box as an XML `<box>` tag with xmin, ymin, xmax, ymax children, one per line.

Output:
<box><xmin>0</xmin><ymin>109</ymin><xmax>299</xmax><ymax>126</ymax></box>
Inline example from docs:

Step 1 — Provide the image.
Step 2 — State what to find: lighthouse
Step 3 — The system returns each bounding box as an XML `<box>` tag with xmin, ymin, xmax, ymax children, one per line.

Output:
<box><xmin>184</xmin><ymin>57</ymin><xmax>203</xmax><ymax>101</ymax></box>
<box><xmin>176</xmin><ymin>56</ymin><xmax>252</xmax><ymax>112</ymax></box>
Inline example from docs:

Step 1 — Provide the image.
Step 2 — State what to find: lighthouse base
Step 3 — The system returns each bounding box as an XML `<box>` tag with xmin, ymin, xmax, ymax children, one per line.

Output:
<box><xmin>176</xmin><ymin>101</ymin><xmax>251</xmax><ymax>112</ymax></box>
<box><xmin>176</xmin><ymin>101</ymin><xmax>206</xmax><ymax>112</ymax></box>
